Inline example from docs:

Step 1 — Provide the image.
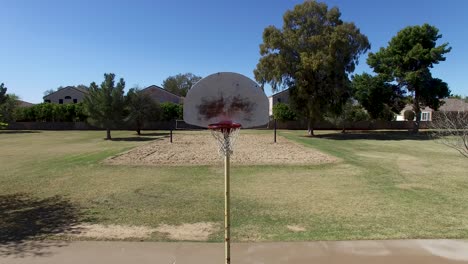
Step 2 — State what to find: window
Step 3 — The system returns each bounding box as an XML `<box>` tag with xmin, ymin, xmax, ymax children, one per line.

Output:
<box><xmin>59</xmin><ymin>99</ymin><xmax>63</xmax><ymax>104</ymax></box>
<box><xmin>277</xmin><ymin>98</ymin><xmax>281</xmax><ymax>103</ymax></box>
<box><xmin>421</xmin><ymin>112</ymin><xmax>430</xmax><ymax>121</ymax></box>
<box><xmin>64</xmin><ymin>96</ymin><xmax>72</xmax><ymax>99</ymax></box>
<box><xmin>73</xmin><ymin>99</ymin><xmax>78</xmax><ymax>103</ymax></box>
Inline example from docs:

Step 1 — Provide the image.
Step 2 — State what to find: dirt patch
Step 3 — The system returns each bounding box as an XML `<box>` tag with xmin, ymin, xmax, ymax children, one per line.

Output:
<box><xmin>155</xmin><ymin>222</ymin><xmax>220</xmax><ymax>241</ymax></box>
<box><xmin>71</xmin><ymin>224</ymin><xmax>155</xmax><ymax>239</ymax></box>
<box><xmin>104</xmin><ymin>132</ymin><xmax>336</xmax><ymax>166</ymax></box>
<box><xmin>287</xmin><ymin>225</ymin><xmax>306</xmax><ymax>232</ymax></box>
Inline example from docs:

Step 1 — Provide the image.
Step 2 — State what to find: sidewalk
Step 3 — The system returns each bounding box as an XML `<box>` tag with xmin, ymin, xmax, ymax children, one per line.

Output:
<box><xmin>1</xmin><ymin>240</ymin><xmax>468</xmax><ymax>264</ymax></box>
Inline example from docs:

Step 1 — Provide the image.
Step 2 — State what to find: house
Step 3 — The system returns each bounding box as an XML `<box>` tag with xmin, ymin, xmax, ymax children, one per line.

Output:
<box><xmin>268</xmin><ymin>89</ymin><xmax>290</xmax><ymax>116</ymax></box>
<box><xmin>395</xmin><ymin>98</ymin><xmax>468</xmax><ymax>121</ymax></box>
<box><xmin>43</xmin><ymin>86</ymin><xmax>88</xmax><ymax>104</ymax></box>
<box><xmin>396</xmin><ymin>105</ymin><xmax>433</xmax><ymax>121</ymax></box>
<box><xmin>141</xmin><ymin>85</ymin><xmax>182</xmax><ymax>104</ymax></box>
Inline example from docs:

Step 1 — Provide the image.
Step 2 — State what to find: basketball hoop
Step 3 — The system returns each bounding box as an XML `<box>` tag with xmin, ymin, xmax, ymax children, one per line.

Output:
<box><xmin>183</xmin><ymin>72</ymin><xmax>269</xmax><ymax>264</ymax></box>
<box><xmin>208</xmin><ymin>121</ymin><xmax>241</xmax><ymax>156</ymax></box>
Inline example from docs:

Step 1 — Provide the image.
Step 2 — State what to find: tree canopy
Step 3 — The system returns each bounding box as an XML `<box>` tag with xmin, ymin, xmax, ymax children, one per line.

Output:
<box><xmin>254</xmin><ymin>1</ymin><xmax>370</xmax><ymax>135</ymax></box>
<box><xmin>352</xmin><ymin>73</ymin><xmax>405</xmax><ymax>120</ymax></box>
<box><xmin>162</xmin><ymin>73</ymin><xmax>202</xmax><ymax>97</ymax></box>
<box><xmin>83</xmin><ymin>73</ymin><xmax>126</xmax><ymax>140</ymax></box>
<box><xmin>367</xmin><ymin>24</ymin><xmax>451</xmax><ymax>132</ymax></box>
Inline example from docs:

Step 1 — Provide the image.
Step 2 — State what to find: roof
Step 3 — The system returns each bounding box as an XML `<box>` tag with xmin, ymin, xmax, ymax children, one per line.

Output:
<box><xmin>43</xmin><ymin>86</ymin><xmax>89</xmax><ymax>99</ymax></box>
<box><xmin>142</xmin><ymin>85</ymin><xmax>181</xmax><ymax>98</ymax></box>
<box><xmin>16</xmin><ymin>100</ymin><xmax>35</xmax><ymax>107</ymax></box>
<box><xmin>439</xmin><ymin>98</ymin><xmax>468</xmax><ymax>112</ymax></box>
<box><xmin>268</xmin><ymin>89</ymin><xmax>289</xmax><ymax>98</ymax></box>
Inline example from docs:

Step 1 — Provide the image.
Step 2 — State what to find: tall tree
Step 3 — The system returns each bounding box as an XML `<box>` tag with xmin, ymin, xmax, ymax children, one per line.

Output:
<box><xmin>0</xmin><ymin>83</ymin><xmax>7</xmax><ymax>105</ymax></box>
<box><xmin>0</xmin><ymin>83</ymin><xmax>10</xmax><ymax>128</ymax></box>
<box><xmin>83</xmin><ymin>73</ymin><xmax>126</xmax><ymax>140</ymax></box>
<box><xmin>367</xmin><ymin>24</ymin><xmax>451</xmax><ymax>132</ymax></box>
<box><xmin>352</xmin><ymin>73</ymin><xmax>405</xmax><ymax>120</ymax></box>
<box><xmin>254</xmin><ymin>1</ymin><xmax>370</xmax><ymax>135</ymax></box>
<box><xmin>125</xmin><ymin>88</ymin><xmax>160</xmax><ymax>135</ymax></box>
<box><xmin>162</xmin><ymin>73</ymin><xmax>202</xmax><ymax>97</ymax></box>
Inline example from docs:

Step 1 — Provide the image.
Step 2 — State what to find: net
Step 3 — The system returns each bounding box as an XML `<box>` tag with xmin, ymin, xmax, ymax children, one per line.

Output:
<box><xmin>208</xmin><ymin>122</ymin><xmax>241</xmax><ymax>156</ymax></box>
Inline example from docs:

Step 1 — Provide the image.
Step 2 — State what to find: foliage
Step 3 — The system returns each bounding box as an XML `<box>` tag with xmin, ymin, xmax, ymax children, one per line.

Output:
<box><xmin>431</xmin><ymin>111</ymin><xmax>468</xmax><ymax>158</ymax></box>
<box><xmin>0</xmin><ymin>94</ymin><xmax>20</xmax><ymax>123</ymax></box>
<box><xmin>367</xmin><ymin>24</ymin><xmax>451</xmax><ymax>132</ymax></box>
<box><xmin>0</xmin><ymin>116</ymin><xmax>6</xmax><ymax>129</ymax></box>
<box><xmin>272</xmin><ymin>103</ymin><xmax>297</xmax><ymax>121</ymax></box>
<box><xmin>162</xmin><ymin>73</ymin><xmax>202</xmax><ymax>97</ymax></box>
<box><xmin>0</xmin><ymin>83</ymin><xmax>7</xmax><ymax>105</ymax></box>
<box><xmin>83</xmin><ymin>73</ymin><xmax>126</xmax><ymax>140</ymax></box>
<box><xmin>403</xmin><ymin>110</ymin><xmax>415</xmax><ymax>121</ymax></box>
<box><xmin>352</xmin><ymin>73</ymin><xmax>405</xmax><ymax>120</ymax></box>
<box><xmin>325</xmin><ymin>100</ymin><xmax>370</xmax><ymax>132</ymax></box>
<box><xmin>125</xmin><ymin>88</ymin><xmax>160</xmax><ymax>135</ymax></box>
<box><xmin>254</xmin><ymin>1</ymin><xmax>370</xmax><ymax>136</ymax></box>
<box><xmin>0</xmin><ymin>83</ymin><xmax>17</xmax><ymax>128</ymax></box>
<box><xmin>160</xmin><ymin>102</ymin><xmax>183</xmax><ymax>121</ymax></box>
<box><xmin>15</xmin><ymin>103</ymin><xmax>87</xmax><ymax>122</ymax></box>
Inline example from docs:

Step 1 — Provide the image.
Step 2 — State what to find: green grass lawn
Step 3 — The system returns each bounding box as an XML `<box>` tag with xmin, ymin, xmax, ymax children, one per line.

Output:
<box><xmin>1</xmin><ymin>129</ymin><xmax>467</xmax><ymax>242</ymax></box>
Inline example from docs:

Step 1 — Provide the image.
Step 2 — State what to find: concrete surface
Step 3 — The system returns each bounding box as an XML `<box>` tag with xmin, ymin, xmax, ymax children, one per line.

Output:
<box><xmin>1</xmin><ymin>240</ymin><xmax>468</xmax><ymax>264</ymax></box>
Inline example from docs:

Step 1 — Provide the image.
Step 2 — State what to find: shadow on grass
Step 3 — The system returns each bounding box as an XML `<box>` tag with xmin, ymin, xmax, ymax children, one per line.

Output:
<box><xmin>109</xmin><ymin>137</ymin><xmax>165</xmax><ymax>142</ymax></box>
<box><xmin>0</xmin><ymin>193</ymin><xmax>84</xmax><ymax>257</ymax></box>
<box><xmin>0</xmin><ymin>130</ymin><xmax>41</xmax><ymax>134</ymax></box>
<box><xmin>312</xmin><ymin>130</ymin><xmax>433</xmax><ymax>141</ymax></box>
<box><xmin>137</xmin><ymin>132</ymin><xmax>170</xmax><ymax>137</ymax></box>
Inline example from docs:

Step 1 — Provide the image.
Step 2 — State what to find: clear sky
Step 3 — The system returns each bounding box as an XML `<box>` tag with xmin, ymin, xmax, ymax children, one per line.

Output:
<box><xmin>1</xmin><ymin>0</ymin><xmax>467</xmax><ymax>103</ymax></box>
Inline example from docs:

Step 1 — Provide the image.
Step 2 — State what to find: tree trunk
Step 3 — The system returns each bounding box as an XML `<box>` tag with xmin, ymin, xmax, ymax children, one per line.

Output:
<box><xmin>106</xmin><ymin>128</ymin><xmax>112</xmax><ymax>140</ymax></box>
<box><xmin>307</xmin><ymin>118</ymin><xmax>315</xmax><ymax>136</ymax></box>
<box><xmin>412</xmin><ymin>93</ymin><xmax>421</xmax><ymax>133</ymax></box>
<box><xmin>136</xmin><ymin>128</ymin><xmax>141</xmax><ymax>135</ymax></box>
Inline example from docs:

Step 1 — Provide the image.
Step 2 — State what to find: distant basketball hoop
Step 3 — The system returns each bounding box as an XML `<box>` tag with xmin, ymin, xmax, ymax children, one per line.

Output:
<box><xmin>183</xmin><ymin>72</ymin><xmax>268</xmax><ymax>264</ymax></box>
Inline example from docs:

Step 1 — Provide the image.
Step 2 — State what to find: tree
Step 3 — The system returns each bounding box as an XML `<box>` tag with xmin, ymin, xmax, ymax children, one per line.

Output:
<box><xmin>0</xmin><ymin>83</ymin><xmax>7</xmax><ymax>105</ymax></box>
<box><xmin>254</xmin><ymin>1</ymin><xmax>370</xmax><ymax>136</ymax></box>
<box><xmin>162</xmin><ymin>73</ymin><xmax>202</xmax><ymax>97</ymax></box>
<box><xmin>0</xmin><ymin>94</ymin><xmax>20</xmax><ymax>122</ymax></box>
<box><xmin>272</xmin><ymin>103</ymin><xmax>297</xmax><ymax>121</ymax></box>
<box><xmin>367</xmin><ymin>24</ymin><xmax>451</xmax><ymax>133</ymax></box>
<box><xmin>160</xmin><ymin>102</ymin><xmax>183</xmax><ymax>121</ymax></box>
<box><xmin>83</xmin><ymin>73</ymin><xmax>126</xmax><ymax>140</ymax></box>
<box><xmin>352</xmin><ymin>73</ymin><xmax>405</xmax><ymax>120</ymax></box>
<box><xmin>125</xmin><ymin>88</ymin><xmax>160</xmax><ymax>135</ymax></box>
<box><xmin>431</xmin><ymin>111</ymin><xmax>468</xmax><ymax>158</ymax></box>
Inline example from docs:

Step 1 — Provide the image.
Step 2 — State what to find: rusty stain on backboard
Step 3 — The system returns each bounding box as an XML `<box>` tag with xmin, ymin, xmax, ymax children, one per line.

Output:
<box><xmin>197</xmin><ymin>95</ymin><xmax>254</xmax><ymax>122</ymax></box>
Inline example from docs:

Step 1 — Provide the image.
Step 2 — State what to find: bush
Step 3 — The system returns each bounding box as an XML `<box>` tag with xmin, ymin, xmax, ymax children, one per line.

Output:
<box><xmin>160</xmin><ymin>102</ymin><xmax>183</xmax><ymax>121</ymax></box>
<box><xmin>404</xmin><ymin>110</ymin><xmax>415</xmax><ymax>121</ymax></box>
<box><xmin>15</xmin><ymin>103</ymin><xmax>88</xmax><ymax>122</ymax></box>
<box><xmin>272</xmin><ymin>103</ymin><xmax>297</xmax><ymax>121</ymax></box>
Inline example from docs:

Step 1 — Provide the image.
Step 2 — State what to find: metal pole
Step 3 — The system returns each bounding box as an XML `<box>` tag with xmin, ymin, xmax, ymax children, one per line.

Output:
<box><xmin>274</xmin><ymin>119</ymin><xmax>277</xmax><ymax>143</ymax></box>
<box><xmin>170</xmin><ymin>129</ymin><xmax>173</xmax><ymax>143</ymax></box>
<box><xmin>224</xmin><ymin>150</ymin><xmax>231</xmax><ymax>264</ymax></box>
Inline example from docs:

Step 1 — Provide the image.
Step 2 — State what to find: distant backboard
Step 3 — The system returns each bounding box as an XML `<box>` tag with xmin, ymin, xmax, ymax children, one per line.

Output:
<box><xmin>183</xmin><ymin>72</ymin><xmax>269</xmax><ymax>128</ymax></box>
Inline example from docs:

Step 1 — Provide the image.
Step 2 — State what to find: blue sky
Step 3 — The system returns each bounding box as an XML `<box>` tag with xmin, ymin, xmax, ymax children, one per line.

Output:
<box><xmin>1</xmin><ymin>0</ymin><xmax>467</xmax><ymax>103</ymax></box>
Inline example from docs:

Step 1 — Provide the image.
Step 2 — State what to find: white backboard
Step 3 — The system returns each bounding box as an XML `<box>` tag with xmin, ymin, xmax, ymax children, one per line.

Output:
<box><xmin>183</xmin><ymin>72</ymin><xmax>269</xmax><ymax>128</ymax></box>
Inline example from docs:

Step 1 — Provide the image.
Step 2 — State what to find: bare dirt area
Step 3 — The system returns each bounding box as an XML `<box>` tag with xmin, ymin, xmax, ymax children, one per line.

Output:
<box><xmin>104</xmin><ymin>132</ymin><xmax>336</xmax><ymax>166</ymax></box>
